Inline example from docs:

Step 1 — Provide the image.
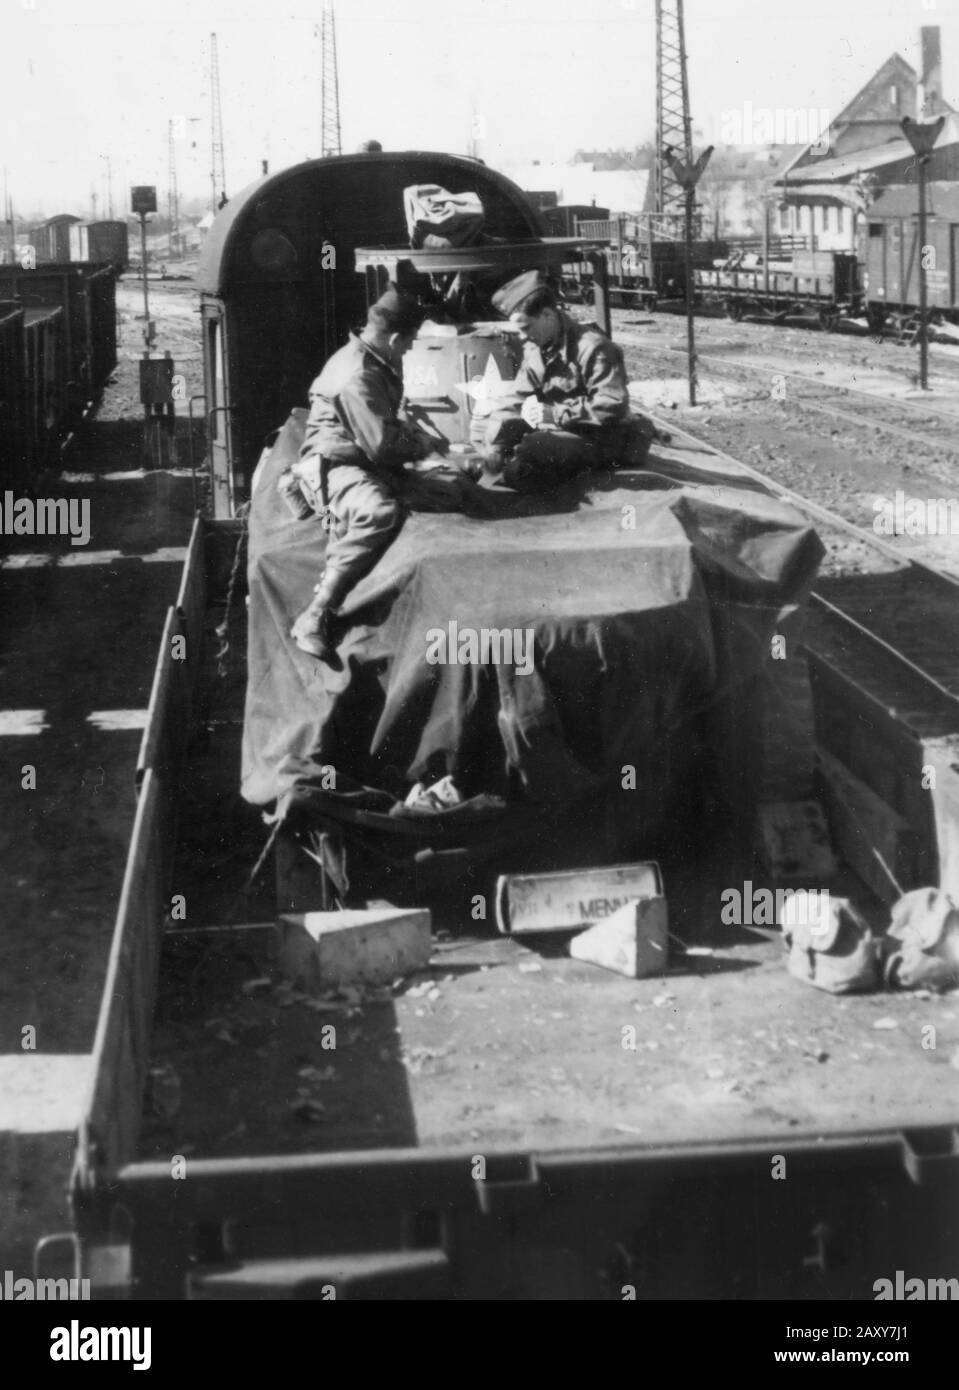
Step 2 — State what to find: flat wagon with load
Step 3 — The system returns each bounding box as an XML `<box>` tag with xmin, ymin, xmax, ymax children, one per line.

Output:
<box><xmin>576</xmin><ymin>212</ymin><xmax>726</xmax><ymax>311</ymax></box>
<box><xmin>695</xmin><ymin>248</ymin><xmax>862</xmax><ymax>329</ymax></box>
<box><xmin>59</xmin><ymin>152</ymin><xmax>959</xmax><ymax>1300</ymax></box>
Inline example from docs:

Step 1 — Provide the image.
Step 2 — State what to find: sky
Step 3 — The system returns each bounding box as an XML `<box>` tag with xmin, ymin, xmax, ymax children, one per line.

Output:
<box><xmin>3</xmin><ymin>0</ymin><xmax>959</xmax><ymax>219</ymax></box>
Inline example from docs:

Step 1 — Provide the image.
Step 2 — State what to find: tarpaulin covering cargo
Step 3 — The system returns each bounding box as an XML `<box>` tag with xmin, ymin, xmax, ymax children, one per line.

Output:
<box><xmin>242</xmin><ymin>412</ymin><xmax>824</xmax><ymax>843</ymax></box>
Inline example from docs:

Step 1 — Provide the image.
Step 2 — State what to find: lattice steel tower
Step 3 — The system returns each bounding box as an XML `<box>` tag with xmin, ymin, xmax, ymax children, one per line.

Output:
<box><xmin>210</xmin><ymin>32</ymin><xmax>227</xmax><ymax>211</ymax></box>
<box><xmin>321</xmin><ymin>1</ymin><xmax>342</xmax><ymax>157</ymax></box>
<box><xmin>655</xmin><ymin>0</ymin><xmax>693</xmax><ymax>222</ymax></box>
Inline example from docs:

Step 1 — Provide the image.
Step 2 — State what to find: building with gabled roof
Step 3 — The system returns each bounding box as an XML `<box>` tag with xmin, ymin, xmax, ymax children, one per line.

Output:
<box><xmin>772</xmin><ymin>26</ymin><xmax>959</xmax><ymax>250</ymax></box>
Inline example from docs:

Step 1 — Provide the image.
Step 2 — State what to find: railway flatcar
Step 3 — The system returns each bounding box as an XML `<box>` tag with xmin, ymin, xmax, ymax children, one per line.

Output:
<box><xmin>689</xmin><ymin>181</ymin><xmax>959</xmax><ymax>338</ymax></box>
<box><xmin>577</xmin><ymin>212</ymin><xmax>726</xmax><ymax>309</ymax></box>
<box><xmin>534</xmin><ymin>204</ymin><xmax>611</xmax><ymax>302</ymax></box>
<box><xmin>695</xmin><ymin>248</ymin><xmax>862</xmax><ymax>329</ymax></box>
<box><xmin>863</xmin><ymin>181</ymin><xmax>959</xmax><ymax>334</ymax></box>
<box><xmin>52</xmin><ymin>149</ymin><xmax>959</xmax><ymax>1302</ymax></box>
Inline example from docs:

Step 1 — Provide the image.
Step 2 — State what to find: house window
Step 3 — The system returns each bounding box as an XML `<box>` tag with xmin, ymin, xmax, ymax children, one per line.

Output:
<box><xmin>890</xmin><ymin>84</ymin><xmax>899</xmax><ymax>106</ymax></box>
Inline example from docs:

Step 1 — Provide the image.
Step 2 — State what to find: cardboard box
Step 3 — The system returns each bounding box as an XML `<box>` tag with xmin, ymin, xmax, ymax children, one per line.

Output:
<box><xmin>496</xmin><ymin>862</ymin><xmax>662</xmax><ymax>935</ymax></box>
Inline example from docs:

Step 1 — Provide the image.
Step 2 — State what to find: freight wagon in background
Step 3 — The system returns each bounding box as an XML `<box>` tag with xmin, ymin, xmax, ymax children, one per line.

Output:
<box><xmin>692</xmin><ymin>180</ymin><xmax>959</xmax><ymax>337</ymax></box>
<box><xmin>22</xmin><ymin>304</ymin><xmax>67</xmax><ymax>474</ymax></box>
<box><xmin>0</xmin><ymin>302</ymin><xmax>26</xmax><ymax>488</ymax></box>
<box><xmin>696</xmin><ymin>248</ymin><xmax>862</xmax><ymax>329</ymax></box>
<box><xmin>576</xmin><ymin>212</ymin><xmax>726</xmax><ymax>310</ymax></box>
<box><xmin>30</xmin><ymin>216</ymin><xmax>130</xmax><ymax>274</ymax></box>
<box><xmin>32</xmin><ymin>213</ymin><xmax>82</xmax><ymax>265</ymax></box>
<box><xmin>863</xmin><ymin>181</ymin><xmax>959</xmax><ymax>334</ymax></box>
<box><xmin>72</xmin><ymin>221</ymin><xmax>130</xmax><ymax>275</ymax></box>
<box><xmin>537</xmin><ymin>204</ymin><xmax>610</xmax><ymax>301</ymax></box>
<box><xmin>0</xmin><ymin>263</ymin><xmax>117</xmax><ymax>485</ymax></box>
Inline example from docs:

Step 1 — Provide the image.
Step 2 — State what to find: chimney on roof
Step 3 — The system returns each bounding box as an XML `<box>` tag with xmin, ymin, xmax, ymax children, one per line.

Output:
<box><xmin>919</xmin><ymin>26</ymin><xmax>942</xmax><ymax>118</ymax></box>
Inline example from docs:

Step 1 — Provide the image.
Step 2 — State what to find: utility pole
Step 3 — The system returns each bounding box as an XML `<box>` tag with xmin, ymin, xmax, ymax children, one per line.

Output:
<box><xmin>131</xmin><ymin>185</ymin><xmax>157</xmax><ymax>349</ymax></box>
<box><xmin>655</xmin><ymin>0</ymin><xmax>694</xmax><ymax>237</ymax></box>
<box><xmin>320</xmin><ymin>1</ymin><xmax>342</xmax><ymax>157</ymax></box>
<box><xmin>100</xmin><ymin>155</ymin><xmax>114</xmax><ymax>219</ymax></box>
<box><xmin>656</xmin><ymin>0</ymin><xmax>708</xmax><ymax>404</ymax></box>
<box><xmin>167</xmin><ymin>120</ymin><xmax>180</xmax><ymax>257</ymax></box>
<box><xmin>900</xmin><ymin>115</ymin><xmax>944</xmax><ymax>391</ymax></box>
<box><xmin>210</xmin><ymin>32</ymin><xmax>227</xmax><ymax>212</ymax></box>
<box><xmin>3</xmin><ymin>167</ymin><xmax>14</xmax><ymax>264</ymax></box>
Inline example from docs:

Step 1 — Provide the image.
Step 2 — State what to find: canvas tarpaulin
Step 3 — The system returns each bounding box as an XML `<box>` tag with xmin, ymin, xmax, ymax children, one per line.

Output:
<box><xmin>242</xmin><ymin>412</ymin><xmax>824</xmax><ymax>839</ymax></box>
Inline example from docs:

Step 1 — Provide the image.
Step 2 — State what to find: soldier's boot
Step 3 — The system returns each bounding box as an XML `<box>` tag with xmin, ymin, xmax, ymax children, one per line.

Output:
<box><xmin>290</xmin><ymin>571</ymin><xmax>349</xmax><ymax>661</ymax></box>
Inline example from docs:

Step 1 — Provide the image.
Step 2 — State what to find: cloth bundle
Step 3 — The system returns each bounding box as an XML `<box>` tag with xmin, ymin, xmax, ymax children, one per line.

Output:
<box><xmin>404</xmin><ymin>184</ymin><xmax>485</xmax><ymax>249</ymax></box>
<box><xmin>882</xmin><ymin>888</ymin><xmax>959</xmax><ymax>992</ymax></box>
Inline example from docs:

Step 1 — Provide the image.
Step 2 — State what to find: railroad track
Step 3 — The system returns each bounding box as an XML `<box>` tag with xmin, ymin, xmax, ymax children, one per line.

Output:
<box><xmin>619</xmin><ymin>335</ymin><xmax>959</xmax><ymax>456</ymax></box>
<box><xmin>614</xmin><ymin>303</ymin><xmax>959</xmax><ymax>377</ymax></box>
<box><xmin>645</xmin><ymin>412</ymin><xmax>959</xmax><ymax>735</ymax></box>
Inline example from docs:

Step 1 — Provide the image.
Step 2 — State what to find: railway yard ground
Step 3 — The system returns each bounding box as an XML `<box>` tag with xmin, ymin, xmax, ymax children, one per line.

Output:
<box><xmin>615</xmin><ymin>304</ymin><xmax>959</xmax><ymax>577</ymax></box>
<box><xmin>3</xmin><ymin>281</ymin><xmax>959</xmax><ymax>1276</ymax></box>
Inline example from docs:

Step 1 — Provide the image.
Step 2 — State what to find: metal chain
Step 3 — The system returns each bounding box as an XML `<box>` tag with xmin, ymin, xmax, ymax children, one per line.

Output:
<box><xmin>186</xmin><ymin>816</ymin><xmax>283</xmax><ymax>989</ymax></box>
<box><xmin>219</xmin><ymin>815</ymin><xmax>282</xmax><ymax>925</ymax></box>
<box><xmin>214</xmin><ymin>502</ymin><xmax>250</xmax><ymax>678</ymax></box>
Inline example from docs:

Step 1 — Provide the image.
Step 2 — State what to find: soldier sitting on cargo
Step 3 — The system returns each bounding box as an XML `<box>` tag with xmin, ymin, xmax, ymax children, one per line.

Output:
<box><xmin>483</xmin><ymin>270</ymin><xmax>654</xmax><ymax>491</ymax></box>
<box><xmin>284</xmin><ymin>285</ymin><xmax>440</xmax><ymax>662</ymax></box>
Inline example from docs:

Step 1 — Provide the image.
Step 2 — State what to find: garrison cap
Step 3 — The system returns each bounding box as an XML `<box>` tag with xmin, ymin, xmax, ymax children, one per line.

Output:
<box><xmin>369</xmin><ymin>283</ymin><xmax>425</xmax><ymax>336</ymax></box>
<box><xmin>491</xmin><ymin>269</ymin><xmax>551</xmax><ymax>318</ymax></box>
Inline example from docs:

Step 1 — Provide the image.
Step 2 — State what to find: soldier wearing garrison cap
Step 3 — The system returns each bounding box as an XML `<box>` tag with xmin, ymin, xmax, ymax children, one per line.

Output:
<box><xmin>283</xmin><ymin>284</ymin><xmax>438</xmax><ymax>661</ymax></box>
<box><xmin>490</xmin><ymin>269</ymin><xmax>546</xmax><ymax>318</ymax></box>
<box><xmin>485</xmin><ymin>271</ymin><xmax>653</xmax><ymax>492</ymax></box>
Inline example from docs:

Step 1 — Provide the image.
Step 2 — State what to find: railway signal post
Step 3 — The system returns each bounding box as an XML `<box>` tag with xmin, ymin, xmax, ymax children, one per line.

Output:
<box><xmin>899</xmin><ymin>116</ymin><xmax>945</xmax><ymax>391</ymax></box>
<box><xmin>131</xmin><ymin>185</ymin><xmax>158</xmax><ymax>349</ymax></box>
<box><xmin>139</xmin><ymin>352</ymin><xmax>177</xmax><ymax>470</ymax></box>
<box><xmin>664</xmin><ymin>145</ymin><xmax>713</xmax><ymax>406</ymax></box>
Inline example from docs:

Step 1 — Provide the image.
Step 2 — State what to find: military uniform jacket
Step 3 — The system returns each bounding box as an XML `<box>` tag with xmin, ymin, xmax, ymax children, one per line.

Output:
<box><xmin>300</xmin><ymin>334</ymin><xmax>428</xmax><ymax>474</ymax></box>
<box><xmin>493</xmin><ymin>315</ymin><xmax>631</xmax><ymax>432</ymax></box>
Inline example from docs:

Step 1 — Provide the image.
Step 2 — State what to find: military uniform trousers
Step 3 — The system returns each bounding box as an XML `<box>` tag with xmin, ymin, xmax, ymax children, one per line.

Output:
<box><xmin>292</xmin><ymin>456</ymin><xmax>402</xmax><ymax>596</ymax></box>
<box><xmin>501</xmin><ymin>418</ymin><xmax>654</xmax><ymax>494</ymax></box>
